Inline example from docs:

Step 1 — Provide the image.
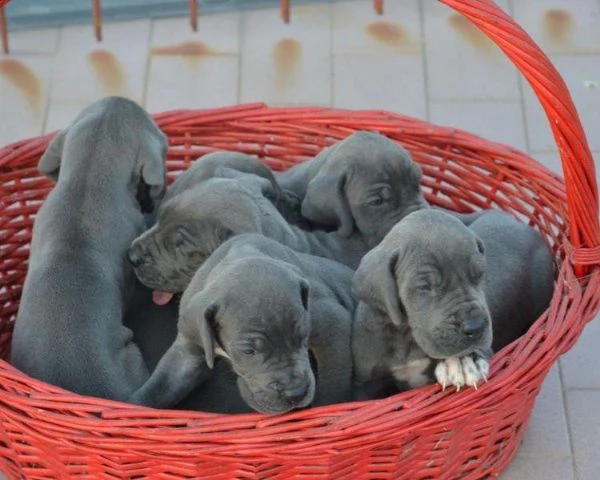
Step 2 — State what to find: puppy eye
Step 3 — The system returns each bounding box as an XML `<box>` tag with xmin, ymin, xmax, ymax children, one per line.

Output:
<box><xmin>415</xmin><ymin>284</ymin><xmax>433</xmax><ymax>293</ymax></box>
<box><xmin>367</xmin><ymin>196</ymin><xmax>384</xmax><ymax>206</ymax></box>
<box><xmin>476</xmin><ymin>239</ymin><xmax>485</xmax><ymax>255</ymax></box>
<box><xmin>241</xmin><ymin>347</ymin><xmax>256</xmax><ymax>356</ymax></box>
<box><xmin>472</xmin><ymin>269</ymin><xmax>485</xmax><ymax>283</ymax></box>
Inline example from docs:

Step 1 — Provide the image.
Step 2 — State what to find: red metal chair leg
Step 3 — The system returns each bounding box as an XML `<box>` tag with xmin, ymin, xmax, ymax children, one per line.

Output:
<box><xmin>281</xmin><ymin>0</ymin><xmax>290</xmax><ymax>24</ymax></box>
<box><xmin>189</xmin><ymin>0</ymin><xmax>198</xmax><ymax>32</ymax></box>
<box><xmin>0</xmin><ymin>6</ymin><xmax>9</xmax><ymax>55</ymax></box>
<box><xmin>373</xmin><ymin>0</ymin><xmax>384</xmax><ymax>15</ymax></box>
<box><xmin>92</xmin><ymin>0</ymin><xmax>102</xmax><ymax>41</ymax></box>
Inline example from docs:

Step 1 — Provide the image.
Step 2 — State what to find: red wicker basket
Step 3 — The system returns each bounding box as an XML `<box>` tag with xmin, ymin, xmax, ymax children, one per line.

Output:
<box><xmin>1</xmin><ymin>1</ymin><xmax>599</xmax><ymax>479</ymax></box>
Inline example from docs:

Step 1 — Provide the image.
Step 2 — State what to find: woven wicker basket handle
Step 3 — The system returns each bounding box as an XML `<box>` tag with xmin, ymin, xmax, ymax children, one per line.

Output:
<box><xmin>440</xmin><ymin>0</ymin><xmax>600</xmax><ymax>271</ymax></box>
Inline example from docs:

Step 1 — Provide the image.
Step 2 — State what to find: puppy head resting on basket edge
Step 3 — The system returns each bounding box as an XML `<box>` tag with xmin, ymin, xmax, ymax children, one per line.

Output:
<box><xmin>38</xmin><ymin>96</ymin><xmax>168</xmax><ymax>212</ymax></box>
<box><xmin>353</xmin><ymin>208</ymin><xmax>493</xmax><ymax>360</ymax></box>
<box><xmin>299</xmin><ymin>131</ymin><xmax>428</xmax><ymax>247</ymax></box>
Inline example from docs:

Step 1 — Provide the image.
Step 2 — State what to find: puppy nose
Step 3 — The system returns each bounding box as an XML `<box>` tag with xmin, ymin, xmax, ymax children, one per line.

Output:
<box><xmin>127</xmin><ymin>245</ymin><xmax>144</xmax><ymax>267</ymax></box>
<box><xmin>283</xmin><ymin>384</ymin><xmax>309</xmax><ymax>404</ymax></box>
<box><xmin>462</xmin><ymin>317</ymin><xmax>487</xmax><ymax>337</ymax></box>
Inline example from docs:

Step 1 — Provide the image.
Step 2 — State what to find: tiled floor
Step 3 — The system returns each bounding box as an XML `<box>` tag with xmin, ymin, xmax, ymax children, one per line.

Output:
<box><xmin>0</xmin><ymin>0</ymin><xmax>599</xmax><ymax>479</ymax></box>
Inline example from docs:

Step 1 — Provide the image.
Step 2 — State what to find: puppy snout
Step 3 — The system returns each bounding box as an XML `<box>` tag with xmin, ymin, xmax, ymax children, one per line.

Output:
<box><xmin>283</xmin><ymin>384</ymin><xmax>309</xmax><ymax>404</ymax></box>
<box><xmin>462</xmin><ymin>317</ymin><xmax>487</xmax><ymax>338</ymax></box>
<box><xmin>127</xmin><ymin>244</ymin><xmax>145</xmax><ymax>267</ymax></box>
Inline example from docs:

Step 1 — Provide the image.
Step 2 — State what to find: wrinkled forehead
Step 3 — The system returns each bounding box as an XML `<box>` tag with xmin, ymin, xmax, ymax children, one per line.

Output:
<box><xmin>404</xmin><ymin>240</ymin><xmax>481</xmax><ymax>275</ymax></box>
<box><xmin>333</xmin><ymin>144</ymin><xmax>415</xmax><ymax>178</ymax></box>
<box><xmin>160</xmin><ymin>183</ymin><xmax>250</xmax><ymax>219</ymax></box>
<box><xmin>220</xmin><ymin>300</ymin><xmax>309</xmax><ymax>339</ymax></box>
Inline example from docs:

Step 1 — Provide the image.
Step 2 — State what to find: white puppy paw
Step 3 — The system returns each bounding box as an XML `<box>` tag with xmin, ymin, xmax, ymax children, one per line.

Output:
<box><xmin>434</xmin><ymin>355</ymin><xmax>489</xmax><ymax>391</ymax></box>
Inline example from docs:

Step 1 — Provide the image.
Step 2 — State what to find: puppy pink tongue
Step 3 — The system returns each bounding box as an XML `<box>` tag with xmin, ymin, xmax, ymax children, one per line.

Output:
<box><xmin>152</xmin><ymin>291</ymin><xmax>173</xmax><ymax>306</ymax></box>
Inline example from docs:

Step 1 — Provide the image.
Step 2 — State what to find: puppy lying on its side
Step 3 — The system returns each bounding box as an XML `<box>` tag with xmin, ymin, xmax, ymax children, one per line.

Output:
<box><xmin>128</xmin><ymin>170</ymin><xmax>369</xmax><ymax>306</ymax></box>
<box><xmin>169</xmin><ymin>151</ymin><xmax>309</xmax><ymax>229</ymax></box>
<box><xmin>11</xmin><ymin>97</ymin><xmax>167</xmax><ymax>401</ymax></box>
<box><xmin>128</xmin><ymin>233</ymin><xmax>356</xmax><ymax>414</ymax></box>
<box><xmin>276</xmin><ymin>131</ymin><xmax>428</xmax><ymax>247</ymax></box>
<box><xmin>351</xmin><ymin>209</ymin><xmax>555</xmax><ymax>400</ymax></box>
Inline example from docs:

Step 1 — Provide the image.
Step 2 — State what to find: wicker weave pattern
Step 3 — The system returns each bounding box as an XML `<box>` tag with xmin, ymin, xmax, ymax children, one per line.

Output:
<box><xmin>0</xmin><ymin>1</ymin><xmax>599</xmax><ymax>479</ymax></box>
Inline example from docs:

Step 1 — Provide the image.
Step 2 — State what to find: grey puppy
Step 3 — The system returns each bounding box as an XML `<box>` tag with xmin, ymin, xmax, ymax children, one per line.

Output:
<box><xmin>168</xmin><ymin>151</ymin><xmax>308</xmax><ymax>229</ymax></box>
<box><xmin>351</xmin><ymin>208</ymin><xmax>555</xmax><ymax>400</ymax></box>
<box><xmin>276</xmin><ymin>131</ymin><xmax>428</xmax><ymax>246</ymax></box>
<box><xmin>10</xmin><ymin>96</ymin><xmax>168</xmax><ymax>401</ymax></box>
<box><xmin>128</xmin><ymin>170</ymin><xmax>369</xmax><ymax>303</ymax></box>
<box><xmin>124</xmin><ymin>281</ymin><xmax>251</xmax><ymax>413</ymax></box>
<box><xmin>128</xmin><ymin>233</ymin><xmax>356</xmax><ymax>414</ymax></box>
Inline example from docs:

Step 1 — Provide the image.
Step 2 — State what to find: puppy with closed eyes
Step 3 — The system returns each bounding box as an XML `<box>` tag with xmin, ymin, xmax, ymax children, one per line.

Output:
<box><xmin>276</xmin><ymin>131</ymin><xmax>428</xmax><ymax>247</ymax></box>
<box><xmin>351</xmin><ymin>208</ymin><xmax>555</xmax><ymax>400</ymax></box>
<box><xmin>128</xmin><ymin>234</ymin><xmax>356</xmax><ymax>414</ymax></box>
<box><xmin>11</xmin><ymin>97</ymin><xmax>167</xmax><ymax>400</ymax></box>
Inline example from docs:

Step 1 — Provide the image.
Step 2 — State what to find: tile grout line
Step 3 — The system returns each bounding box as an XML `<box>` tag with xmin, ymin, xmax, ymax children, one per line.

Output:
<box><xmin>236</xmin><ymin>10</ymin><xmax>244</xmax><ymax>105</ymax></box>
<box><xmin>40</xmin><ymin>26</ymin><xmax>63</xmax><ymax>135</ymax></box>
<box><xmin>558</xmin><ymin>361</ymin><xmax>580</xmax><ymax>480</ymax></box>
<box><xmin>140</xmin><ymin>19</ymin><xmax>154</xmax><ymax>110</ymax></box>
<box><xmin>507</xmin><ymin>0</ymin><xmax>532</xmax><ymax>156</ymax></box>
<box><xmin>418</xmin><ymin>0</ymin><xmax>431</xmax><ymax>122</ymax></box>
<box><xmin>329</xmin><ymin>1</ymin><xmax>334</xmax><ymax>108</ymax></box>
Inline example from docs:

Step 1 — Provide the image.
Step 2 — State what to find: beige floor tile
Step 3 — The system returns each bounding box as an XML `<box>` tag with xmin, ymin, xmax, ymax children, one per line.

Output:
<box><xmin>429</xmin><ymin>100</ymin><xmax>528</xmax><ymax>151</ymax></box>
<box><xmin>500</xmin><ymin>455</ymin><xmax>575</xmax><ymax>480</ymax></box>
<box><xmin>565</xmin><ymin>389</ymin><xmax>600</xmax><ymax>480</ymax></box>
<box><xmin>333</xmin><ymin>54</ymin><xmax>426</xmax><ymax>118</ymax></box>
<box><xmin>240</xmin><ymin>4</ymin><xmax>331</xmax><ymax>105</ymax></box>
<box><xmin>43</xmin><ymin>101</ymin><xmax>89</xmax><ymax>133</ymax></box>
<box><xmin>50</xmin><ymin>19</ymin><xmax>151</xmax><ymax>105</ymax></box>
<box><xmin>145</xmin><ymin>12</ymin><xmax>240</xmax><ymax>112</ymax></box>
<box><xmin>333</xmin><ymin>0</ymin><xmax>422</xmax><ymax>56</ymax></box>
<box><xmin>522</xmin><ymin>56</ymin><xmax>600</xmax><ymax>152</ymax></box>
<box><xmin>519</xmin><ymin>365</ymin><xmax>572</xmax><ymax>457</ymax></box>
<box><xmin>423</xmin><ymin>0</ymin><xmax>521</xmax><ymax>101</ymax></box>
<box><xmin>0</xmin><ymin>55</ymin><xmax>53</xmax><ymax>145</ymax></box>
<box><xmin>151</xmin><ymin>13</ymin><xmax>240</xmax><ymax>53</ymax></box>
<box><xmin>512</xmin><ymin>0</ymin><xmax>600</xmax><ymax>56</ymax></box>
<box><xmin>5</xmin><ymin>27</ymin><xmax>60</xmax><ymax>56</ymax></box>
<box><xmin>560</xmin><ymin>314</ymin><xmax>600</xmax><ymax>390</ymax></box>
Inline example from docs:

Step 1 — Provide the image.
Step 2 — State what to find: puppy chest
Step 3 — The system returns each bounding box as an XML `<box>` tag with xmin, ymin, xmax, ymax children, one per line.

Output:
<box><xmin>390</xmin><ymin>358</ymin><xmax>434</xmax><ymax>389</ymax></box>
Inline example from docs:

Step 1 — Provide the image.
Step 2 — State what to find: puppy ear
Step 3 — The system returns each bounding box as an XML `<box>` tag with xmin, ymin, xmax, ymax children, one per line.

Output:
<box><xmin>299</xmin><ymin>279</ymin><xmax>310</xmax><ymax>311</ymax></box>
<box><xmin>139</xmin><ymin>131</ymin><xmax>168</xmax><ymax>201</ymax></box>
<box><xmin>38</xmin><ymin>129</ymin><xmax>68</xmax><ymax>181</ymax></box>
<box><xmin>302</xmin><ymin>172</ymin><xmax>354</xmax><ymax>237</ymax></box>
<box><xmin>181</xmin><ymin>294</ymin><xmax>218</xmax><ymax>369</ymax></box>
<box><xmin>352</xmin><ymin>247</ymin><xmax>404</xmax><ymax>326</ymax></box>
<box><xmin>217</xmin><ymin>168</ymin><xmax>277</xmax><ymax>201</ymax></box>
<box><xmin>199</xmin><ymin>302</ymin><xmax>218</xmax><ymax>370</ymax></box>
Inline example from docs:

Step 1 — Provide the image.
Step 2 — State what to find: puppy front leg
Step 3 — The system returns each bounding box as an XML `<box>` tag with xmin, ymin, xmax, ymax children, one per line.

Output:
<box><xmin>311</xmin><ymin>305</ymin><xmax>354</xmax><ymax>406</ymax></box>
<box><xmin>128</xmin><ymin>336</ymin><xmax>211</xmax><ymax>408</ymax></box>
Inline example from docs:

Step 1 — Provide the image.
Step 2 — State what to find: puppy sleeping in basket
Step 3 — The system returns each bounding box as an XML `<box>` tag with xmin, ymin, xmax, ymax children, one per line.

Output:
<box><xmin>9</xmin><ymin>97</ymin><xmax>556</xmax><ymax>415</ymax></box>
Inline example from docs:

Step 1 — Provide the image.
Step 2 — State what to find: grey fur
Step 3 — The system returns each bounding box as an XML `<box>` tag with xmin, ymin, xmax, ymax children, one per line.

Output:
<box><xmin>128</xmin><ymin>172</ymin><xmax>369</xmax><ymax>294</ymax></box>
<box><xmin>124</xmin><ymin>281</ymin><xmax>251</xmax><ymax>412</ymax></box>
<box><xmin>10</xmin><ymin>97</ymin><xmax>168</xmax><ymax>401</ymax></box>
<box><xmin>169</xmin><ymin>151</ymin><xmax>309</xmax><ymax>228</ymax></box>
<box><xmin>276</xmin><ymin>131</ymin><xmax>428</xmax><ymax>246</ymax></box>
<box><xmin>128</xmin><ymin>233</ymin><xmax>356</xmax><ymax>414</ymax></box>
<box><xmin>351</xmin><ymin>208</ymin><xmax>555</xmax><ymax>400</ymax></box>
